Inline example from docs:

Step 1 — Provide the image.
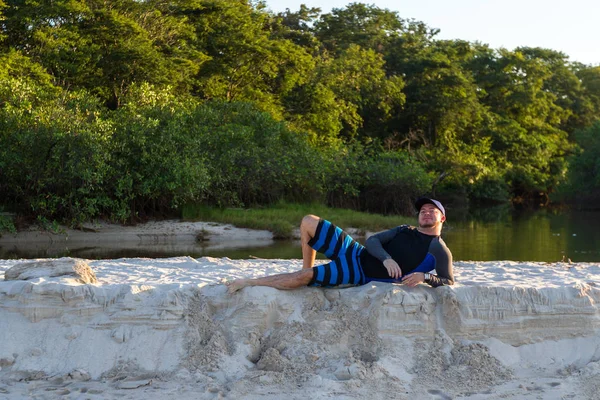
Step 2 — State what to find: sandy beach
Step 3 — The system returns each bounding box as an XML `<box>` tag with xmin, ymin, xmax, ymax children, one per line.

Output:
<box><xmin>0</xmin><ymin>221</ymin><xmax>599</xmax><ymax>399</ymax></box>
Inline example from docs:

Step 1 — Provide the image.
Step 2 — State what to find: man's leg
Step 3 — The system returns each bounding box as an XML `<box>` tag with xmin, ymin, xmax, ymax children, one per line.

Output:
<box><xmin>226</xmin><ymin>269</ymin><xmax>314</xmax><ymax>293</ymax></box>
<box><xmin>300</xmin><ymin>214</ymin><xmax>320</xmax><ymax>269</ymax></box>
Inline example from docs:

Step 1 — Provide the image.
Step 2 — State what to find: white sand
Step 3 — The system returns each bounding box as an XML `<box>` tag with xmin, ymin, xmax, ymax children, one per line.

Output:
<box><xmin>0</xmin><ymin>256</ymin><xmax>598</xmax><ymax>400</ymax></box>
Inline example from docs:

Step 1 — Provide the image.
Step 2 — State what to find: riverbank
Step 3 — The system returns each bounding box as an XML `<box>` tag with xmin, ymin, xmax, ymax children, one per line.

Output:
<box><xmin>0</xmin><ymin>219</ymin><xmax>277</xmax><ymax>259</ymax></box>
<box><xmin>0</xmin><ymin>257</ymin><xmax>599</xmax><ymax>399</ymax></box>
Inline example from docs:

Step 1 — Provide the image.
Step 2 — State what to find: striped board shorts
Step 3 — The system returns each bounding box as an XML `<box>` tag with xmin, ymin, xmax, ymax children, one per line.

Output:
<box><xmin>307</xmin><ymin>219</ymin><xmax>366</xmax><ymax>287</ymax></box>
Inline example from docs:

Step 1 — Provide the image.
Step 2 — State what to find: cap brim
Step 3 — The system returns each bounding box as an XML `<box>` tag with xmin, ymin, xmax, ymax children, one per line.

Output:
<box><xmin>415</xmin><ymin>197</ymin><xmax>445</xmax><ymax>216</ymax></box>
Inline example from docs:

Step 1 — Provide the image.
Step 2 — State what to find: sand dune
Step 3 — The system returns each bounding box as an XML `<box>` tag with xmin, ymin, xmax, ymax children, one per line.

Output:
<box><xmin>0</xmin><ymin>257</ymin><xmax>599</xmax><ymax>399</ymax></box>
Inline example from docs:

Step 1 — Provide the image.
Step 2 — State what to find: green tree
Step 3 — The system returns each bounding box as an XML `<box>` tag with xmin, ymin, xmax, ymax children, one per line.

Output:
<box><xmin>467</xmin><ymin>47</ymin><xmax>573</xmax><ymax>202</ymax></box>
<box><xmin>314</xmin><ymin>3</ymin><xmax>404</xmax><ymax>54</ymax></box>
<box><xmin>555</xmin><ymin>121</ymin><xmax>600</xmax><ymax>207</ymax></box>
<box><xmin>283</xmin><ymin>45</ymin><xmax>405</xmax><ymax>143</ymax></box>
<box><xmin>516</xmin><ymin>47</ymin><xmax>589</xmax><ymax>134</ymax></box>
<box><xmin>0</xmin><ymin>77</ymin><xmax>115</xmax><ymax>224</ymax></box>
<box><xmin>273</xmin><ymin>4</ymin><xmax>322</xmax><ymax>53</ymax></box>
<box><xmin>0</xmin><ymin>0</ymin><xmax>6</xmax><ymax>43</ymax></box>
<box><xmin>2</xmin><ymin>0</ymin><xmax>205</xmax><ymax>107</ymax></box>
<box><xmin>321</xmin><ymin>44</ymin><xmax>405</xmax><ymax>140</ymax></box>
<box><xmin>282</xmin><ymin>80</ymin><xmax>352</xmax><ymax>145</ymax></box>
<box><xmin>107</xmin><ymin>84</ymin><xmax>210</xmax><ymax>220</ymax></box>
<box><xmin>191</xmin><ymin>0</ymin><xmax>314</xmax><ymax>118</ymax></box>
<box><xmin>574</xmin><ymin>64</ymin><xmax>600</xmax><ymax>127</ymax></box>
<box><xmin>0</xmin><ymin>49</ymin><xmax>58</xmax><ymax>92</ymax></box>
<box><xmin>385</xmin><ymin>37</ymin><xmax>495</xmax><ymax>199</ymax></box>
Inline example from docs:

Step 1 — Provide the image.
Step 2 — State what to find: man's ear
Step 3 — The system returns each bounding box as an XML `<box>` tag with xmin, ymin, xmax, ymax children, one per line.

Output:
<box><xmin>441</xmin><ymin>215</ymin><xmax>446</xmax><ymax>223</ymax></box>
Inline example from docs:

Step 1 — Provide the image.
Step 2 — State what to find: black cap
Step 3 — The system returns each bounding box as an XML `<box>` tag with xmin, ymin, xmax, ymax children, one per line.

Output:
<box><xmin>415</xmin><ymin>197</ymin><xmax>445</xmax><ymax>216</ymax></box>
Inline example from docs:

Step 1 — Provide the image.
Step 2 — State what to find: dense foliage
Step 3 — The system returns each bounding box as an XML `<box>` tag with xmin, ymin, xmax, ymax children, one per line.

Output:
<box><xmin>553</xmin><ymin>121</ymin><xmax>600</xmax><ymax>206</ymax></box>
<box><xmin>1</xmin><ymin>0</ymin><xmax>599</xmax><ymax>224</ymax></box>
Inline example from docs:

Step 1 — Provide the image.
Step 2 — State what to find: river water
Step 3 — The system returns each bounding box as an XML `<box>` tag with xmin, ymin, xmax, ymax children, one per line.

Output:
<box><xmin>2</xmin><ymin>209</ymin><xmax>600</xmax><ymax>262</ymax></box>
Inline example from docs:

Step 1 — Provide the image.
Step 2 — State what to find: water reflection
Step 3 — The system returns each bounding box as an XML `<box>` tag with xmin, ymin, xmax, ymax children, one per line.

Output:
<box><xmin>443</xmin><ymin>209</ymin><xmax>600</xmax><ymax>262</ymax></box>
<box><xmin>2</xmin><ymin>209</ymin><xmax>600</xmax><ymax>262</ymax></box>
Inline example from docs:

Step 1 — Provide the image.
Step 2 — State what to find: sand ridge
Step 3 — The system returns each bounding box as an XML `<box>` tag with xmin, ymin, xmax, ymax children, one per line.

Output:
<box><xmin>0</xmin><ymin>257</ymin><xmax>599</xmax><ymax>399</ymax></box>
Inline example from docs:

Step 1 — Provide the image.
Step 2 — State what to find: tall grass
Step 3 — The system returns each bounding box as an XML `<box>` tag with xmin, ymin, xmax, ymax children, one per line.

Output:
<box><xmin>182</xmin><ymin>202</ymin><xmax>415</xmax><ymax>239</ymax></box>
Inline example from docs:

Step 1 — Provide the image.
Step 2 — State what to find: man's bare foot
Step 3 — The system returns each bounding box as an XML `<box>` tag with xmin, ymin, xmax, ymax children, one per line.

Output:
<box><xmin>226</xmin><ymin>279</ymin><xmax>248</xmax><ymax>294</ymax></box>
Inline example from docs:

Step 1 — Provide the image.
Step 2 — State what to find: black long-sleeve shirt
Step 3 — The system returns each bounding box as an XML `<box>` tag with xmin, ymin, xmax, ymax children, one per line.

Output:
<box><xmin>360</xmin><ymin>225</ymin><xmax>454</xmax><ymax>287</ymax></box>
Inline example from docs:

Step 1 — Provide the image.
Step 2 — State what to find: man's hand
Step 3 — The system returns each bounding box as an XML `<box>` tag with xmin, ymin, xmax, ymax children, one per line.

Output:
<box><xmin>401</xmin><ymin>272</ymin><xmax>425</xmax><ymax>287</ymax></box>
<box><xmin>383</xmin><ymin>259</ymin><xmax>402</xmax><ymax>279</ymax></box>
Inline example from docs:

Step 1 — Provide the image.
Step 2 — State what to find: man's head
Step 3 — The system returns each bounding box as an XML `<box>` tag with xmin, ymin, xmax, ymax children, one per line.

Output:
<box><xmin>415</xmin><ymin>197</ymin><xmax>446</xmax><ymax>229</ymax></box>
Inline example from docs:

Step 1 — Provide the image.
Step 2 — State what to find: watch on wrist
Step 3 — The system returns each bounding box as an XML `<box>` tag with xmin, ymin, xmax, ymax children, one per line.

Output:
<box><xmin>423</xmin><ymin>273</ymin><xmax>431</xmax><ymax>282</ymax></box>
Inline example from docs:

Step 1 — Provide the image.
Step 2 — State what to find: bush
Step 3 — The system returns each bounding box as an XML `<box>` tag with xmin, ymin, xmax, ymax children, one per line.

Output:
<box><xmin>469</xmin><ymin>174</ymin><xmax>510</xmax><ymax>204</ymax></box>
<box><xmin>190</xmin><ymin>101</ymin><xmax>326</xmax><ymax>207</ymax></box>
<box><xmin>0</xmin><ymin>78</ymin><xmax>114</xmax><ymax>225</ymax></box>
<box><xmin>0</xmin><ymin>81</ymin><xmax>212</xmax><ymax>224</ymax></box>
<box><xmin>107</xmin><ymin>84</ymin><xmax>211</xmax><ymax>220</ymax></box>
<box><xmin>325</xmin><ymin>145</ymin><xmax>433</xmax><ymax>214</ymax></box>
<box><xmin>553</xmin><ymin>121</ymin><xmax>600</xmax><ymax>208</ymax></box>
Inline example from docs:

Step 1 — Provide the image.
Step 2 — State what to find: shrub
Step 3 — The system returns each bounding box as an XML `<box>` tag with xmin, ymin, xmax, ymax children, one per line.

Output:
<box><xmin>553</xmin><ymin>121</ymin><xmax>600</xmax><ymax>208</ymax></box>
<box><xmin>107</xmin><ymin>84</ymin><xmax>211</xmax><ymax>220</ymax></box>
<box><xmin>190</xmin><ymin>101</ymin><xmax>325</xmax><ymax>207</ymax></box>
<box><xmin>0</xmin><ymin>81</ymin><xmax>212</xmax><ymax>224</ymax></box>
<box><xmin>325</xmin><ymin>145</ymin><xmax>433</xmax><ymax>214</ymax></box>
<box><xmin>469</xmin><ymin>174</ymin><xmax>510</xmax><ymax>204</ymax></box>
<box><xmin>0</xmin><ymin>78</ymin><xmax>114</xmax><ymax>225</ymax></box>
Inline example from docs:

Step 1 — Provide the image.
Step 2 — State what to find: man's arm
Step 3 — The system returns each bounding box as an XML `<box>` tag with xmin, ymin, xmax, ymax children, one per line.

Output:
<box><xmin>407</xmin><ymin>237</ymin><xmax>454</xmax><ymax>287</ymax></box>
<box><xmin>365</xmin><ymin>225</ymin><xmax>407</xmax><ymax>261</ymax></box>
<box><xmin>365</xmin><ymin>226</ymin><xmax>408</xmax><ymax>279</ymax></box>
<box><xmin>427</xmin><ymin>237</ymin><xmax>454</xmax><ymax>287</ymax></box>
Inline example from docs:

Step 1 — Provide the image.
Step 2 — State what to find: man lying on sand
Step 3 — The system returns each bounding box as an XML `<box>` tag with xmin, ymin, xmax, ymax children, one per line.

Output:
<box><xmin>226</xmin><ymin>198</ymin><xmax>454</xmax><ymax>293</ymax></box>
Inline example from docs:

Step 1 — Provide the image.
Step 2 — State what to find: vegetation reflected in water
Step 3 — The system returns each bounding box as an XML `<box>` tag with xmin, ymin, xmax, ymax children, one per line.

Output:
<box><xmin>444</xmin><ymin>208</ymin><xmax>600</xmax><ymax>262</ymax></box>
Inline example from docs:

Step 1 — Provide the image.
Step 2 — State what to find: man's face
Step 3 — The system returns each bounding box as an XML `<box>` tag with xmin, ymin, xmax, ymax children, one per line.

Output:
<box><xmin>418</xmin><ymin>204</ymin><xmax>445</xmax><ymax>228</ymax></box>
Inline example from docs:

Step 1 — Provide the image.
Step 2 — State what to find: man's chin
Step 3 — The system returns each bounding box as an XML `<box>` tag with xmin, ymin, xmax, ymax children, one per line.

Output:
<box><xmin>419</xmin><ymin>223</ymin><xmax>435</xmax><ymax>228</ymax></box>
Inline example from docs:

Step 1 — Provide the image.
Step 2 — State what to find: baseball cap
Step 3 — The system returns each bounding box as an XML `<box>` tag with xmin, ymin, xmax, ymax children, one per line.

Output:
<box><xmin>415</xmin><ymin>197</ymin><xmax>445</xmax><ymax>216</ymax></box>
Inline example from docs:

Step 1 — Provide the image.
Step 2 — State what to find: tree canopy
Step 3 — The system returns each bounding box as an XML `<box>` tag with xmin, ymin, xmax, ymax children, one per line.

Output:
<box><xmin>2</xmin><ymin>0</ymin><xmax>599</xmax><ymax>224</ymax></box>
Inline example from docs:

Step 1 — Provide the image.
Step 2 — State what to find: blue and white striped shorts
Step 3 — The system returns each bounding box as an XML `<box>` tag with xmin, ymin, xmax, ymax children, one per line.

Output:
<box><xmin>308</xmin><ymin>219</ymin><xmax>366</xmax><ymax>287</ymax></box>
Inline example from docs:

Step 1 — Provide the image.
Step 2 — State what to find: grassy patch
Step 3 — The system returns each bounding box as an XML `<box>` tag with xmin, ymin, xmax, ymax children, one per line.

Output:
<box><xmin>182</xmin><ymin>202</ymin><xmax>414</xmax><ymax>239</ymax></box>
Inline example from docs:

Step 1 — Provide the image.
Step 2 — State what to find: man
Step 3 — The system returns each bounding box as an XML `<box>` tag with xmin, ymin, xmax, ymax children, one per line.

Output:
<box><xmin>226</xmin><ymin>197</ymin><xmax>454</xmax><ymax>293</ymax></box>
